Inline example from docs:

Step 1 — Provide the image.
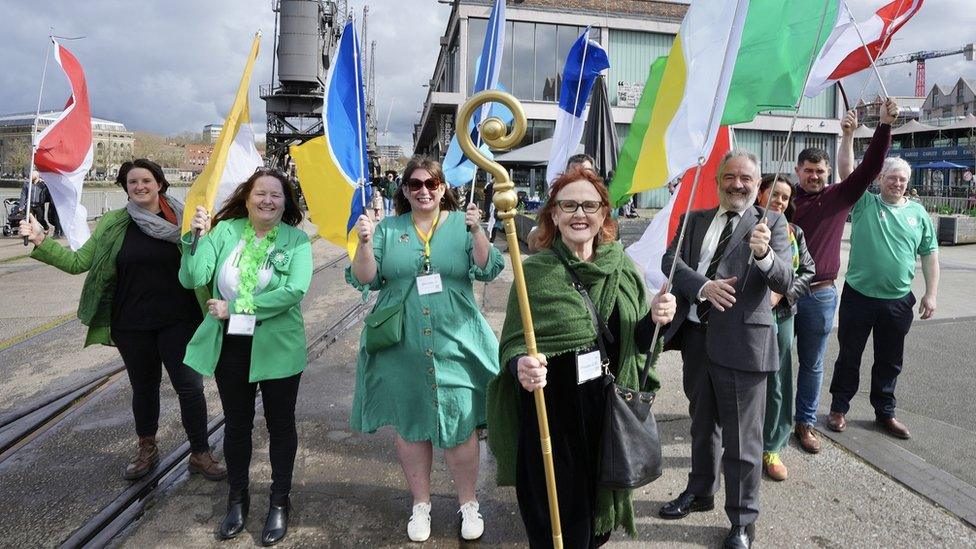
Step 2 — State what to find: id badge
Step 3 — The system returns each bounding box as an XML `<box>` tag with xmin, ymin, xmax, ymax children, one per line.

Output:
<box><xmin>228</xmin><ymin>314</ymin><xmax>256</xmax><ymax>336</ymax></box>
<box><xmin>575</xmin><ymin>349</ymin><xmax>603</xmax><ymax>385</ymax></box>
<box><xmin>417</xmin><ymin>273</ymin><xmax>443</xmax><ymax>296</ymax></box>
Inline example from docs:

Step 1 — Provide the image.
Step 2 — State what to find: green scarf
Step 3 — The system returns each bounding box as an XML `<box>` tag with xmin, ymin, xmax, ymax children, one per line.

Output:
<box><xmin>236</xmin><ymin>223</ymin><xmax>278</xmax><ymax>314</ymax></box>
<box><xmin>486</xmin><ymin>238</ymin><xmax>658</xmax><ymax>538</ymax></box>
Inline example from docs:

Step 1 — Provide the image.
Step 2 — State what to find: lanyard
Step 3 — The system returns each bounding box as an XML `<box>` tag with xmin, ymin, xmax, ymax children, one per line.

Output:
<box><xmin>412</xmin><ymin>211</ymin><xmax>441</xmax><ymax>270</ymax></box>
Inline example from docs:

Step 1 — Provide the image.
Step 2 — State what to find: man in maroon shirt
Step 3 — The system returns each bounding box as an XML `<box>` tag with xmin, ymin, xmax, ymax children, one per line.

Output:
<box><xmin>789</xmin><ymin>99</ymin><xmax>898</xmax><ymax>454</ymax></box>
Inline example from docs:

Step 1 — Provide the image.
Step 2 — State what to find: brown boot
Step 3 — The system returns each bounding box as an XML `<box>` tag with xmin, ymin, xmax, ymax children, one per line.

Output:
<box><xmin>794</xmin><ymin>423</ymin><xmax>822</xmax><ymax>454</ymax></box>
<box><xmin>827</xmin><ymin>411</ymin><xmax>847</xmax><ymax>432</ymax></box>
<box><xmin>876</xmin><ymin>417</ymin><xmax>911</xmax><ymax>439</ymax></box>
<box><xmin>124</xmin><ymin>436</ymin><xmax>159</xmax><ymax>480</ymax></box>
<box><xmin>189</xmin><ymin>450</ymin><xmax>227</xmax><ymax>481</ymax></box>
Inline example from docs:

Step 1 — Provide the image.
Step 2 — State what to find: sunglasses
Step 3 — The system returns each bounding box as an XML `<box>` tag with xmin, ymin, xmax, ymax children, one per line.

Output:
<box><xmin>405</xmin><ymin>178</ymin><xmax>442</xmax><ymax>192</ymax></box>
<box><xmin>555</xmin><ymin>200</ymin><xmax>604</xmax><ymax>214</ymax></box>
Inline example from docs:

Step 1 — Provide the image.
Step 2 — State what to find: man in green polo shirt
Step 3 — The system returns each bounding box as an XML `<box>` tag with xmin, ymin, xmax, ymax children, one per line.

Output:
<box><xmin>825</xmin><ymin>157</ymin><xmax>940</xmax><ymax>440</ymax></box>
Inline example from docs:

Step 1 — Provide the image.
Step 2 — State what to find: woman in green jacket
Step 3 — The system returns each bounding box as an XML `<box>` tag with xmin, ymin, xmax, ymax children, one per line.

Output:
<box><xmin>19</xmin><ymin>159</ymin><xmax>225</xmax><ymax>483</ymax></box>
<box><xmin>182</xmin><ymin>168</ymin><xmax>312</xmax><ymax>546</ymax></box>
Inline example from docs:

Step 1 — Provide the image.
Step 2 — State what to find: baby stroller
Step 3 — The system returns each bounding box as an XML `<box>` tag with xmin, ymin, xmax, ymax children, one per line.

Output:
<box><xmin>2</xmin><ymin>198</ymin><xmax>24</xmax><ymax>237</ymax></box>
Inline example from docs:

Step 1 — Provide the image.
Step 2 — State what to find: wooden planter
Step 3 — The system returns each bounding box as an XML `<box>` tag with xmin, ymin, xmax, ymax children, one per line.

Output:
<box><xmin>937</xmin><ymin>215</ymin><xmax>976</xmax><ymax>245</ymax></box>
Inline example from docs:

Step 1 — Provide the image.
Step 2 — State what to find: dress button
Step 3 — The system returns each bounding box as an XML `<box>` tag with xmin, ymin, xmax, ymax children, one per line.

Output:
<box><xmin>431</xmin><ymin>384</ymin><xmax>437</xmax><ymax>390</ymax></box>
<box><xmin>424</xmin><ymin>328</ymin><xmax>432</xmax><ymax>336</ymax></box>
<box><xmin>425</xmin><ymin>348</ymin><xmax>433</xmax><ymax>357</ymax></box>
<box><xmin>422</xmin><ymin>307</ymin><xmax>430</xmax><ymax>316</ymax></box>
<box><xmin>428</xmin><ymin>367</ymin><xmax>435</xmax><ymax>374</ymax></box>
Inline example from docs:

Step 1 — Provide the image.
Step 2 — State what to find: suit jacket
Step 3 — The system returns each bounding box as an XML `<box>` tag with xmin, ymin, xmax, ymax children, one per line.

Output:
<box><xmin>179</xmin><ymin>217</ymin><xmax>313</xmax><ymax>382</ymax></box>
<box><xmin>662</xmin><ymin>205</ymin><xmax>793</xmax><ymax>373</ymax></box>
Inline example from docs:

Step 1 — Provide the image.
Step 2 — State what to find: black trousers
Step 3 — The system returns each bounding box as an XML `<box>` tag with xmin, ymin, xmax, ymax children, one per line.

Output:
<box><xmin>112</xmin><ymin>322</ymin><xmax>210</xmax><ymax>453</ymax></box>
<box><xmin>829</xmin><ymin>283</ymin><xmax>915</xmax><ymax>420</ymax></box>
<box><xmin>215</xmin><ymin>334</ymin><xmax>302</xmax><ymax>504</ymax></box>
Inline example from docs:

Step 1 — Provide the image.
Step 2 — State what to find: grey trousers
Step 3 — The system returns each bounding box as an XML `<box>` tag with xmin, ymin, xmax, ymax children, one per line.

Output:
<box><xmin>680</xmin><ymin>324</ymin><xmax>767</xmax><ymax>526</ymax></box>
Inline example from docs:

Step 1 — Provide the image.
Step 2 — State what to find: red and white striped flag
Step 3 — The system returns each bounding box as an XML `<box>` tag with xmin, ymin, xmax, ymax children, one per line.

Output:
<box><xmin>34</xmin><ymin>40</ymin><xmax>93</xmax><ymax>249</ymax></box>
<box><xmin>626</xmin><ymin>126</ymin><xmax>729</xmax><ymax>292</ymax></box>
<box><xmin>804</xmin><ymin>0</ymin><xmax>924</xmax><ymax>98</ymax></box>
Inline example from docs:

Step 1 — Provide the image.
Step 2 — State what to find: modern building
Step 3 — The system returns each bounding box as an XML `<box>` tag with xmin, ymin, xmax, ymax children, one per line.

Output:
<box><xmin>413</xmin><ymin>0</ymin><xmax>844</xmax><ymax>206</ymax></box>
<box><xmin>921</xmin><ymin>78</ymin><xmax>976</xmax><ymax>122</ymax></box>
<box><xmin>377</xmin><ymin>144</ymin><xmax>405</xmax><ymax>160</ymax></box>
<box><xmin>0</xmin><ymin>111</ymin><xmax>134</xmax><ymax>179</ymax></box>
<box><xmin>203</xmin><ymin>124</ymin><xmax>223</xmax><ymax>143</ymax></box>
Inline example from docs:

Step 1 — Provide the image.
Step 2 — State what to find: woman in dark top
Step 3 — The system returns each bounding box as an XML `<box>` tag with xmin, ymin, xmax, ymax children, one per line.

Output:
<box><xmin>20</xmin><ymin>159</ymin><xmax>224</xmax><ymax>482</ymax></box>
<box><xmin>487</xmin><ymin>168</ymin><xmax>676</xmax><ymax>548</ymax></box>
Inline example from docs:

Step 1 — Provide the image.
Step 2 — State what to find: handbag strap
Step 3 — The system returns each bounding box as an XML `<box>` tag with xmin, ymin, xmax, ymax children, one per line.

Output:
<box><xmin>553</xmin><ymin>249</ymin><xmax>657</xmax><ymax>391</ymax></box>
<box><xmin>552</xmin><ymin>250</ymin><xmax>614</xmax><ymax>365</ymax></box>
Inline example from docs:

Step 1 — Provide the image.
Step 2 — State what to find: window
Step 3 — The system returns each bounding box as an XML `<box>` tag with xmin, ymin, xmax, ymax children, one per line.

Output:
<box><xmin>958</xmin><ymin>84</ymin><xmax>965</xmax><ymax>103</ymax></box>
<box><xmin>513</xmin><ymin>22</ymin><xmax>535</xmax><ymax>100</ymax></box>
<box><xmin>535</xmin><ymin>24</ymin><xmax>558</xmax><ymax>102</ymax></box>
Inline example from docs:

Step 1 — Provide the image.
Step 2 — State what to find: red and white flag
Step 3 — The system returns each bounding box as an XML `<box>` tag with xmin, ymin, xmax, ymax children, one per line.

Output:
<box><xmin>804</xmin><ymin>0</ymin><xmax>924</xmax><ymax>98</ymax></box>
<box><xmin>34</xmin><ymin>40</ymin><xmax>93</xmax><ymax>249</ymax></box>
<box><xmin>626</xmin><ymin>126</ymin><xmax>730</xmax><ymax>293</ymax></box>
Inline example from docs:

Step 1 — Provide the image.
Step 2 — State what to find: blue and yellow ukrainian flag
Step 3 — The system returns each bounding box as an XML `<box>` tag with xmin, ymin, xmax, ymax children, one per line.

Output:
<box><xmin>291</xmin><ymin>20</ymin><xmax>371</xmax><ymax>258</ymax></box>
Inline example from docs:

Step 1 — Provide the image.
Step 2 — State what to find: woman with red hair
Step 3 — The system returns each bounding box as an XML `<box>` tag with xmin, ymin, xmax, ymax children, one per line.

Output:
<box><xmin>487</xmin><ymin>168</ymin><xmax>676</xmax><ymax>547</ymax></box>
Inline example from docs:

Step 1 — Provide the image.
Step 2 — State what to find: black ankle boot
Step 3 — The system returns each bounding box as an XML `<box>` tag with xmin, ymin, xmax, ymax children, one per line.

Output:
<box><xmin>261</xmin><ymin>496</ymin><xmax>290</xmax><ymax>546</ymax></box>
<box><xmin>218</xmin><ymin>489</ymin><xmax>249</xmax><ymax>540</ymax></box>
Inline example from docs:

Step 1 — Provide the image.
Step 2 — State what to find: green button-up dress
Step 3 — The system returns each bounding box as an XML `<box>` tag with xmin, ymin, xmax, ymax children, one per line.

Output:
<box><xmin>345</xmin><ymin>211</ymin><xmax>505</xmax><ymax>449</ymax></box>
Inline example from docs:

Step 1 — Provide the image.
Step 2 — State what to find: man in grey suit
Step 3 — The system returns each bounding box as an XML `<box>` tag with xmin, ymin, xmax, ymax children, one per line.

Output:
<box><xmin>658</xmin><ymin>151</ymin><xmax>794</xmax><ymax>549</ymax></box>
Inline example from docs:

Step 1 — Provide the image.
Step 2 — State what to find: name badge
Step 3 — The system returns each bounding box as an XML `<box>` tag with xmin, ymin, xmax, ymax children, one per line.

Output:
<box><xmin>228</xmin><ymin>314</ymin><xmax>256</xmax><ymax>336</ymax></box>
<box><xmin>417</xmin><ymin>273</ymin><xmax>443</xmax><ymax>295</ymax></box>
<box><xmin>576</xmin><ymin>349</ymin><xmax>603</xmax><ymax>385</ymax></box>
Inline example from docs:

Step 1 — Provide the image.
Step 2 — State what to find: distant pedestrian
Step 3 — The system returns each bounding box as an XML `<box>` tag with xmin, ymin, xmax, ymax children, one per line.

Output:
<box><xmin>348</xmin><ymin>155</ymin><xmax>504</xmax><ymax>542</ymax></box>
<box><xmin>825</xmin><ymin>157</ymin><xmax>939</xmax><ymax>440</ymax></box>
<box><xmin>19</xmin><ymin>172</ymin><xmax>49</xmax><ymax>232</ymax></box>
<box><xmin>44</xmin><ymin>183</ymin><xmax>64</xmax><ymax>238</ymax></box>
<box><xmin>19</xmin><ymin>159</ymin><xmax>225</xmax><ymax>484</ymax></box>
<box><xmin>383</xmin><ymin>170</ymin><xmax>398</xmax><ymax>215</ymax></box>
<box><xmin>183</xmin><ymin>168</ymin><xmax>312</xmax><ymax>545</ymax></box>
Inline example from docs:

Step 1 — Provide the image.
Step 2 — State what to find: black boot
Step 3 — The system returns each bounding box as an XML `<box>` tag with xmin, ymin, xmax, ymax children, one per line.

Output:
<box><xmin>217</xmin><ymin>489</ymin><xmax>249</xmax><ymax>540</ymax></box>
<box><xmin>261</xmin><ymin>496</ymin><xmax>290</xmax><ymax>546</ymax></box>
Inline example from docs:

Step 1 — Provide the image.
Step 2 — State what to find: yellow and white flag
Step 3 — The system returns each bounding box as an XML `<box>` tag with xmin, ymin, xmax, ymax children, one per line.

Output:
<box><xmin>181</xmin><ymin>32</ymin><xmax>263</xmax><ymax>233</ymax></box>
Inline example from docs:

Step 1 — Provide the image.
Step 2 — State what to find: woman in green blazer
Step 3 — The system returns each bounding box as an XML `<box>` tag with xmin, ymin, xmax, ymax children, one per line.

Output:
<box><xmin>19</xmin><ymin>159</ymin><xmax>225</xmax><ymax>483</ymax></box>
<box><xmin>181</xmin><ymin>168</ymin><xmax>312</xmax><ymax>546</ymax></box>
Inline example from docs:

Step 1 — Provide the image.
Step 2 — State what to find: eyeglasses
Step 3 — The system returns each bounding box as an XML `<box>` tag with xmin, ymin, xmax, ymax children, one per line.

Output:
<box><xmin>405</xmin><ymin>178</ymin><xmax>441</xmax><ymax>192</ymax></box>
<box><xmin>555</xmin><ymin>200</ymin><xmax>604</xmax><ymax>214</ymax></box>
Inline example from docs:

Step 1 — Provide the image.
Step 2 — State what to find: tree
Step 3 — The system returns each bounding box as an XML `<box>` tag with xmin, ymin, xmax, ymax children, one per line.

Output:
<box><xmin>133</xmin><ymin>132</ymin><xmax>185</xmax><ymax>168</ymax></box>
<box><xmin>3</xmin><ymin>138</ymin><xmax>32</xmax><ymax>177</ymax></box>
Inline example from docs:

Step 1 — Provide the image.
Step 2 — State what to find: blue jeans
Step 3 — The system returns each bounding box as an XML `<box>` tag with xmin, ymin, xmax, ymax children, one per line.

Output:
<box><xmin>793</xmin><ymin>285</ymin><xmax>838</xmax><ymax>426</ymax></box>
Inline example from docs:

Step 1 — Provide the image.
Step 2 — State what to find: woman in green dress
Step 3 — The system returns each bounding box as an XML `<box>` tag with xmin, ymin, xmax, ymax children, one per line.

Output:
<box><xmin>347</xmin><ymin>155</ymin><xmax>504</xmax><ymax>542</ymax></box>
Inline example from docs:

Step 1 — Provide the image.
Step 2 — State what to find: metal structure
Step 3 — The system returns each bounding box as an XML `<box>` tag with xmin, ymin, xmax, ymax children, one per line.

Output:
<box><xmin>261</xmin><ymin>0</ymin><xmax>342</xmax><ymax>168</ymax></box>
<box><xmin>877</xmin><ymin>44</ymin><xmax>976</xmax><ymax>97</ymax></box>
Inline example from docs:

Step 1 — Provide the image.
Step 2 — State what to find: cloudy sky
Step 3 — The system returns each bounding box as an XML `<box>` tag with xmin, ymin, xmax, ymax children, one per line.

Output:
<box><xmin>1</xmin><ymin>0</ymin><xmax>974</xmax><ymax>154</ymax></box>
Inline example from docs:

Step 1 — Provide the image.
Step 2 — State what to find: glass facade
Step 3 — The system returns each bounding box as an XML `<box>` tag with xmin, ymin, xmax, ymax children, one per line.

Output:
<box><xmin>467</xmin><ymin>18</ymin><xmax>599</xmax><ymax>102</ymax></box>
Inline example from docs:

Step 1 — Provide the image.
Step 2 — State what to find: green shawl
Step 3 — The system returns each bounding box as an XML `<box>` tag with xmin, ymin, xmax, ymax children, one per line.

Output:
<box><xmin>486</xmin><ymin>238</ymin><xmax>659</xmax><ymax>538</ymax></box>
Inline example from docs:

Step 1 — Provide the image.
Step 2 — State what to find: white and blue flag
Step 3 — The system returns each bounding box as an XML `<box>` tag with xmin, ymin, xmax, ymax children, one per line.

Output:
<box><xmin>545</xmin><ymin>28</ymin><xmax>610</xmax><ymax>186</ymax></box>
<box><xmin>443</xmin><ymin>0</ymin><xmax>506</xmax><ymax>187</ymax></box>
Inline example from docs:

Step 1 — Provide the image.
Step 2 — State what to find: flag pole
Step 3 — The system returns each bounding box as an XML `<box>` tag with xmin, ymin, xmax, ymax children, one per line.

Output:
<box><xmin>563</xmin><ymin>28</ymin><xmax>591</xmax><ymax>178</ymax></box>
<box><xmin>458</xmin><ymin>90</ymin><xmax>564</xmax><ymax>548</ymax></box>
<box><xmin>845</xmin><ymin>3</ymin><xmax>890</xmax><ymax>100</ymax></box>
<box><xmin>468</xmin><ymin>0</ymin><xmax>502</xmax><ymax>209</ymax></box>
<box><xmin>24</xmin><ymin>33</ymin><xmax>54</xmax><ymax>246</ymax></box>
<box><xmin>353</xmin><ymin>20</ymin><xmax>368</xmax><ymax>211</ymax></box>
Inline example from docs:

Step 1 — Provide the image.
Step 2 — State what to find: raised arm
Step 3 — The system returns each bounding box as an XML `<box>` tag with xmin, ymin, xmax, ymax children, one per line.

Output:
<box><xmin>836</xmin><ymin>109</ymin><xmax>857</xmax><ymax>180</ymax></box>
<box><xmin>835</xmin><ymin>99</ymin><xmax>896</xmax><ymax>206</ymax></box>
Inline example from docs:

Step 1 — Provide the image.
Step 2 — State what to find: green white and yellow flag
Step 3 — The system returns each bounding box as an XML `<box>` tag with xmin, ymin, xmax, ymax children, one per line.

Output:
<box><xmin>609</xmin><ymin>0</ymin><xmax>840</xmax><ymax>206</ymax></box>
<box><xmin>181</xmin><ymin>32</ymin><xmax>264</xmax><ymax>233</ymax></box>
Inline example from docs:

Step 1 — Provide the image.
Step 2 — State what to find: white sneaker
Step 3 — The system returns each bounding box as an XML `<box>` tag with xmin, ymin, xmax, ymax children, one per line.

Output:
<box><xmin>458</xmin><ymin>500</ymin><xmax>484</xmax><ymax>541</ymax></box>
<box><xmin>407</xmin><ymin>501</ymin><xmax>431</xmax><ymax>542</ymax></box>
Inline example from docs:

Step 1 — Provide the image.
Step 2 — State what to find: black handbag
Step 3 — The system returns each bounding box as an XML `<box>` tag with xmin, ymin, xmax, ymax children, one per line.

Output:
<box><xmin>554</xmin><ymin>252</ymin><xmax>663</xmax><ymax>490</ymax></box>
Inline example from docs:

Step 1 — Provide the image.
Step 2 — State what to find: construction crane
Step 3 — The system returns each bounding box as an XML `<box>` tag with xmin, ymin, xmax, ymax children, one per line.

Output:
<box><xmin>876</xmin><ymin>44</ymin><xmax>976</xmax><ymax>96</ymax></box>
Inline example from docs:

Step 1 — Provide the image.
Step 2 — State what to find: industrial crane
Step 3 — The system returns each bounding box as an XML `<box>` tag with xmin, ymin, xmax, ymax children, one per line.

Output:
<box><xmin>876</xmin><ymin>44</ymin><xmax>975</xmax><ymax>96</ymax></box>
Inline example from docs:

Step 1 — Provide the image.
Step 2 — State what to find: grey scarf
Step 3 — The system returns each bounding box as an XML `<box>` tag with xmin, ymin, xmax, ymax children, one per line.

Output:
<box><xmin>126</xmin><ymin>194</ymin><xmax>184</xmax><ymax>244</ymax></box>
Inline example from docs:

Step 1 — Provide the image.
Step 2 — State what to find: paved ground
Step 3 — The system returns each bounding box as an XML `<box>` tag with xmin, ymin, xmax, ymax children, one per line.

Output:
<box><xmin>1</xmin><ymin>215</ymin><xmax>974</xmax><ymax>547</ymax></box>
